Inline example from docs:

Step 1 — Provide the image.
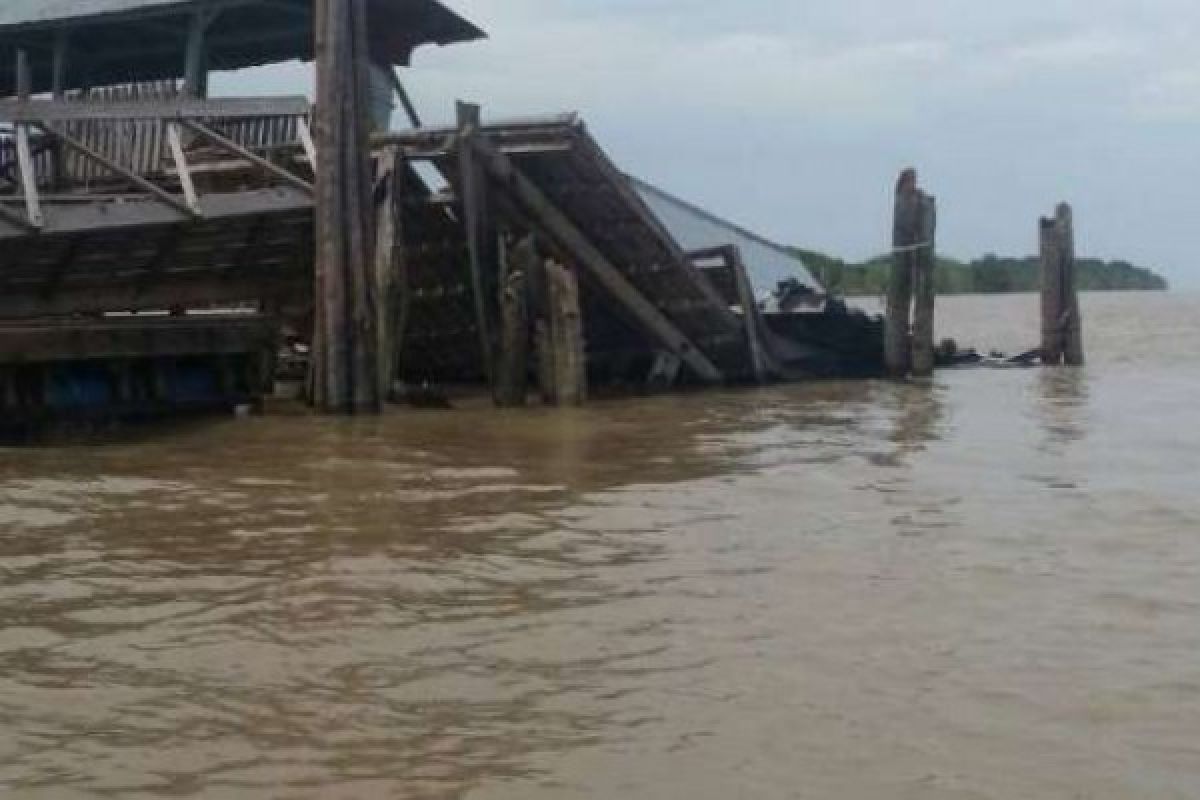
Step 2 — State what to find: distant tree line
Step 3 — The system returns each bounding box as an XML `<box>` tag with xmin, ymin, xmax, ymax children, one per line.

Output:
<box><xmin>792</xmin><ymin>249</ymin><xmax>1169</xmax><ymax>296</ymax></box>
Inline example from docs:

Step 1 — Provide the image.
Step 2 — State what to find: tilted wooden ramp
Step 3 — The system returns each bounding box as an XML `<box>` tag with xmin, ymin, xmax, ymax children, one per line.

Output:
<box><xmin>382</xmin><ymin>113</ymin><xmax>758</xmax><ymax>385</ymax></box>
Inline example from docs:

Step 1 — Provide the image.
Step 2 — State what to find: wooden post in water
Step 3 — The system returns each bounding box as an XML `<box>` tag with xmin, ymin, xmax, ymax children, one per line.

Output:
<box><xmin>1040</xmin><ymin>203</ymin><xmax>1085</xmax><ymax>366</ymax></box>
<box><xmin>911</xmin><ymin>192</ymin><xmax>938</xmax><ymax>377</ymax></box>
<box><xmin>456</xmin><ymin>102</ymin><xmax>499</xmax><ymax>390</ymax></box>
<box><xmin>886</xmin><ymin>169</ymin><xmax>919</xmax><ymax>377</ymax></box>
<box><xmin>534</xmin><ymin>258</ymin><xmax>587</xmax><ymax>406</ymax></box>
<box><xmin>311</xmin><ymin>0</ymin><xmax>382</xmax><ymax>413</ymax></box>
<box><xmin>495</xmin><ymin>237</ymin><xmax>530</xmax><ymax>407</ymax></box>
<box><xmin>887</xmin><ymin>169</ymin><xmax>937</xmax><ymax>378</ymax></box>
<box><xmin>373</xmin><ymin>145</ymin><xmax>402</xmax><ymax>398</ymax></box>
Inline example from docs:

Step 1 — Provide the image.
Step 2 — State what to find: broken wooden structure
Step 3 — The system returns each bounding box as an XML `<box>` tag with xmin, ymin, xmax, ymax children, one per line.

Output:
<box><xmin>0</xmin><ymin>0</ymin><xmax>482</xmax><ymax>428</ymax></box>
<box><xmin>0</xmin><ymin>0</ymin><xmax>886</xmax><ymax>431</ymax></box>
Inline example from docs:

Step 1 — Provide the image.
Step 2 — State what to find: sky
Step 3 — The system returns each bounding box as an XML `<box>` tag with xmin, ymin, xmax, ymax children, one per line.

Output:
<box><xmin>219</xmin><ymin>0</ymin><xmax>1200</xmax><ymax>287</ymax></box>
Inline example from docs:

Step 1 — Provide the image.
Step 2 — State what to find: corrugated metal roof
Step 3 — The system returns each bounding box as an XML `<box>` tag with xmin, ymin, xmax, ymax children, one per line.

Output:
<box><xmin>631</xmin><ymin>177</ymin><xmax>823</xmax><ymax>296</ymax></box>
<box><xmin>0</xmin><ymin>0</ymin><xmax>485</xmax><ymax>96</ymax></box>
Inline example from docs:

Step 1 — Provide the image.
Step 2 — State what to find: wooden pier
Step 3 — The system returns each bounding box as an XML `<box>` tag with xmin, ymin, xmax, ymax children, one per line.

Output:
<box><xmin>1</xmin><ymin>0</ymin><xmax>884</xmax><ymax>430</ymax></box>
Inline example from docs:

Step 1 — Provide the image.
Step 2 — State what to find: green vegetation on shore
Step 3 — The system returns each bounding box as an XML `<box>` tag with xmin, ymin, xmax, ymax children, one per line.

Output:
<box><xmin>792</xmin><ymin>250</ymin><xmax>1169</xmax><ymax>296</ymax></box>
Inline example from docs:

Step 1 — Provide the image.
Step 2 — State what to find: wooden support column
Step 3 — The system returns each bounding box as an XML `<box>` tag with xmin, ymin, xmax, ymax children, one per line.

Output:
<box><xmin>1040</xmin><ymin>203</ymin><xmax>1084</xmax><ymax>366</ymax></box>
<box><xmin>456</xmin><ymin>102</ymin><xmax>498</xmax><ymax>386</ymax></box>
<box><xmin>311</xmin><ymin>0</ymin><xmax>382</xmax><ymax>413</ymax></box>
<box><xmin>535</xmin><ymin>258</ymin><xmax>587</xmax><ymax>407</ymax></box>
<box><xmin>374</xmin><ymin>145</ymin><xmax>402</xmax><ymax>398</ymax></box>
<box><xmin>886</xmin><ymin>169</ymin><xmax>919</xmax><ymax>377</ymax></box>
<box><xmin>495</xmin><ymin>237</ymin><xmax>531</xmax><ymax>407</ymax></box>
<box><xmin>911</xmin><ymin>192</ymin><xmax>938</xmax><ymax>377</ymax></box>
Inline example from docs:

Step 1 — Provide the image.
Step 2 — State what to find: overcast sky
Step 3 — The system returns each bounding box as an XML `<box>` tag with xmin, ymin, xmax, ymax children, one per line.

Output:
<box><xmin>221</xmin><ymin>0</ymin><xmax>1199</xmax><ymax>286</ymax></box>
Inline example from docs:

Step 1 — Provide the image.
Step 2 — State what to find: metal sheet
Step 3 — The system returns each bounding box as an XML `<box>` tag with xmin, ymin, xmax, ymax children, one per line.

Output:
<box><xmin>631</xmin><ymin>177</ymin><xmax>823</xmax><ymax>297</ymax></box>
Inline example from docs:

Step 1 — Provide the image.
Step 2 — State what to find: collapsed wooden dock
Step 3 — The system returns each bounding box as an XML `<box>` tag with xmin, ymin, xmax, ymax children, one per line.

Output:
<box><xmin>0</xmin><ymin>0</ymin><xmax>883</xmax><ymax>429</ymax></box>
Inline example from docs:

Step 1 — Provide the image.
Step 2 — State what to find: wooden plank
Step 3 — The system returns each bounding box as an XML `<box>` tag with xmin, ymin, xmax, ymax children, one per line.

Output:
<box><xmin>15</xmin><ymin>125</ymin><xmax>45</xmax><ymax>230</ymax></box>
<box><xmin>0</xmin><ymin>189</ymin><xmax>312</xmax><ymax>241</ymax></box>
<box><xmin>182</xmin><ymin>119</ymin><xmax>314</xmax><ymax>194</ymax></box>
<box><xmin>297</xmin><ymin>117</ymin><xmax>318</xmax><ymax>168</ymax></box>
<box><xmin>0</xmin><ymin>97</ymin><xmax>312</xmax><ymax>124</ymax></box>
<box><xmin>467</xmin><ymin>133</ymin><xmax>724</xmax><ymax>383</ymax></box>
<box><xmin>166</xmin><ymin>122</ymin><xmax>201</xmax><ymax>214</ymax></box>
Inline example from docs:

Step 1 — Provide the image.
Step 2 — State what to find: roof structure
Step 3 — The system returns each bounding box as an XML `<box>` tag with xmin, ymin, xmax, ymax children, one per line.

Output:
<box><xmin>630</xmin><ymin>177</ymin><xmax>823</xmax><ymax>296</ymax></box>
<box><xmin>0</xmin><ymin>0</ymin><xmax>485</xmax><ymax>96</ymax></box>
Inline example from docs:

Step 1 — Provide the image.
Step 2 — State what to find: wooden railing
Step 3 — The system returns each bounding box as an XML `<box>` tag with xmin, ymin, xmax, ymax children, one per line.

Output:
<box><xmin>0</xmin><ymin>90</ymin><xmax>315</xmax><ymax>233</ymax></box>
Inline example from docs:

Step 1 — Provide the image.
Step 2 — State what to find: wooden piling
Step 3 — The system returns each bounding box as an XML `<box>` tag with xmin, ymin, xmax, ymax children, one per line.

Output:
<box><xmin>886</xmin><ymin>169</ymin><xmax>919</xmax><ymax>377</ymax></box>
<box><xmin>1040</xmin><ymin>203</ymin><xmax>1085</xmax><ymax>366</ymax></box>
<box><xmin>911</xmin><ymin>192</ymin><xmax>938</xmax><ymax>377</ymax></box>
<box><xmin>535</xmin><ymin>259</ymin><xmax>587</xmax><ymax>406</ymax></box>
<box><xmin>373</xmin><ymin>145</ymin><xmax>402</xmax><ymax>398</ymax></box>
<box><xmin>310</xmin><ymin>0</ymin><xmax>382</xmax><ymax>413</ymax></box>
<box><xmin>456</xmin><ymin>102</ymin><xmax>499</xmax><ymax>387</ymax></box>
<box><xmin>495</xmin><ymin>238</ymin><xmax>530</xmax><ymax>407</ymax></box>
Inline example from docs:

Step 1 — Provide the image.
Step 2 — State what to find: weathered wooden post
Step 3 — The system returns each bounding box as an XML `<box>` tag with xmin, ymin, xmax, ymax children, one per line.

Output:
<box><xmin>534</xmin><ymin>258</ymin><xmax>587</xmax><ymax>406</ymax></box>
<box><xmin>911</xmin><ymin>192</ymin><xmax>938</xmax><ymax>377</ymax></box>
<box><xmin>311</xmin><ymin>0</ymin><xmax>382</xmax><ymax>413</ymax></box>
<box><xmin>886</xmin><ymin>169</ymin><xmax>919</xmax><ymax>377</ymax></box>
<box><xmin>373</xmin><ymin>145</ymin><xmax>402</xmax><ymax>398</ymax></box>
<box><xmin>495</xmin><ymin>237</ymin><xmax>530</xmax><ymax>407</ymax></box>
<box><xmin>456</xmin><ymin>102</ymin><xmax>499</xmax><ymax>390</ymax></box>
<box><xmin>886</xmin><ymin>169</ymin><xmax>938</xmax><ymax>378</ymax></box>
<box><xmin>1040</xmin><ymin>203</ymin><xmax>1085</xmax><ymax>366</ymax></box>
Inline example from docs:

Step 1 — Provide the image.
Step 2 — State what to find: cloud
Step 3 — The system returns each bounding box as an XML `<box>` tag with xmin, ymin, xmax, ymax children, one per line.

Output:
<box><xmin>219</xmin><ymin>0</ymin><xmax>1200</xmax><ymax>284</ymax></box>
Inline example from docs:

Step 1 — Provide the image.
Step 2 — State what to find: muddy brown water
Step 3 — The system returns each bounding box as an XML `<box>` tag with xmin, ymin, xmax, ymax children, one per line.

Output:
<box><xmin>1</xmin><ymin>292</ymin><xmax>1199</xmax><ymax>799</ymax></box>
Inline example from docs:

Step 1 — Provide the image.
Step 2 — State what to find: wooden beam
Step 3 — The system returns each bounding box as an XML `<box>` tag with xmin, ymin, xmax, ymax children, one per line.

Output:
<box><xmin>15</xmin><ymin>126</ymin><xmax>45</xmax><ymax>231</ymax></box>
<box><xmin>182</xmin><ymin>119</ymin><xmax>315</xmax><ymax>195</ymax></box>
<box><xmin>297</xmin><ymin>117</ymin><xmax>318</xmax><ymax>169</ymax></box>
<box><xmin>166</xmin><ymin>122</ymin><xmax>201</xmax><ymax>214</ymax></box>
<box><xmin>466</xmin><ymin>133</ymin><xmax>723</xmax><ymax>383</ymax></box>
<box><xmin>0</xmin><ymin>96</ymin><xmax>312</xmax><ymax>124</ymax></box>
<box><xmin>0</xmin><ymin>189</ymin><xmax>311</xmax><ymax>241</ymax></box>
<box><xmin>386</xmin><ymin>68</ymin><xmax>422</xmax><ymax>128</ymax></box>
<box><xmin>37</xmin><ymin>123</ymin><xmax>198</xmax><ymax>220</ymax></box>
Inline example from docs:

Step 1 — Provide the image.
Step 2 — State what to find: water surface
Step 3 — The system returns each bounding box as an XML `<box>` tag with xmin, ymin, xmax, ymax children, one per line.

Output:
<box><xmin>2</xmin><ymin>292</ymin><xmax>1198</xmax><ymax>798</ymax></box>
